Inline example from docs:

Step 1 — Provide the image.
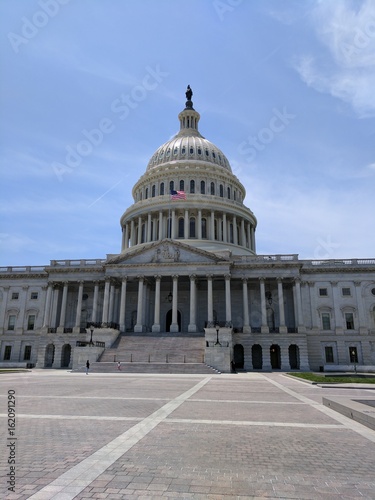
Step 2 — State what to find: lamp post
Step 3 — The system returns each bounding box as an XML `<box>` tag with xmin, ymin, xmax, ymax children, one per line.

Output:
<box><xmin>89</xmin><ymin>325</ymin><xmax>94</xmax><ymax>346</ymax></box>
<box><xmin>215</xmin><ymin>324</ymin><xmax>221</xmax><ymax>346</ymax></box>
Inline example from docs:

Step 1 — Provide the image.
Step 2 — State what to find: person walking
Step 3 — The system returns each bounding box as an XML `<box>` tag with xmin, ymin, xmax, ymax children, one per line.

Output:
<box><xmin>117</xmin><ymin>361</ymin><xmax>121</xmax><ymax>371</ymax></box>
<box><xmin>86</xmin><ymin>360</ymin><xmax>90</xmax><ymax>375</ymax></box>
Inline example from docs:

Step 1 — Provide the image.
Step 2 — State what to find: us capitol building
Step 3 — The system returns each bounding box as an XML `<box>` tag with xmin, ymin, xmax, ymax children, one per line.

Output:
<box><xmin>1</xmin><ymin>87</ymin><xmax>375</xmax><ymax>373</ymax></box>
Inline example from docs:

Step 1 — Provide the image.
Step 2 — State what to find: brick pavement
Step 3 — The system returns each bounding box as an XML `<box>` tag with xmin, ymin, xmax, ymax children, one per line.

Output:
<box><xmin>0</xmin><ymin>370</ymin><xmax>375</xmax><ymax>499</ymax></box>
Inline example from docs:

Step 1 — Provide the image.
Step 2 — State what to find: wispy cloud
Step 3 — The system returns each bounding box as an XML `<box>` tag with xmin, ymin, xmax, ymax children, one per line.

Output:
<box><xmin>293</xmin><ymin>0</ymin><xmax>375</xmax><ymax>117</ymax></box>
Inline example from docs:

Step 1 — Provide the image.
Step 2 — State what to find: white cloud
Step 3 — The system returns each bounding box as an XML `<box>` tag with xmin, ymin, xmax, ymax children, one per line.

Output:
<box><xmin>294</xmin><ymin>0</ymin><xmax>375</xmax><ymax>117</ymax></box>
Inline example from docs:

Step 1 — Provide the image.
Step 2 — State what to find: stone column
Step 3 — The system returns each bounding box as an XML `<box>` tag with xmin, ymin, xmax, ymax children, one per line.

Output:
<box><xmin>247</xmin><ymin>222</ymin><xmax>251</xmax><ymax>249</ymax></box>
<box><xmin>51</xmin><ymin>284</ymin><xmax>60</xmax><ymax>329</ymax></box>
<box><xmin>223</xmin><ymin>213</ymin><xmax>227</xmax><ymax>242</ymax></box>
<box><xmin>147</xmin><ymin>213</ymin><xmax>152</xmax><ymax>242</ymax></box>
<box><xmin>159</xmin><ymin>211</ymin><xmax>163</xmax><ymax>240</ymax></box>
<box><xmin>91</xmin><ymin>281</ymin><xmax>99</xmax><ymax>324</ymax></box>
<box><xmin>294</xmin><ymin>278</ymin><xmax>306</xmax><ymax>333</ymax></box>
<box><xmin>121</xmin><ymin>226</ymin><xmax>126</xmax><ymax>251</ymax></box>
<box><xmin>169</xmin><ymin>209</ymin><xmax>175</xmax><ymax>239</ymax></box>
<box><xmin>259</xmin><ymin>278</ymin><xmax>268</xmax><ymax>333</ymax></box>
<box><xmin>308</xmin><ymin>282</ymin><xmax>319</xmax><ymax>331</ymax></box>
<box><xmin>101</xmin><ymin>279</ymin><xmax>111</xmax><ymax>326</ymax></box>
<box><xmin>184</xmin><ymin>209</ymin><xmax>189</xmax><ymax>239</ymax></box>
<box><xmin>0</xmin><ymin>286</ymin><xmax>9</xmax><ymax>332</ymax></box>
<box><xmin>251</xmin><ymin>226</ymin><xmax>256</xmax><ymax>252</ymax></box>
<box><xmin>152</xmin><ymin>276</ymin><xmax>161</xmax><ymax>333</ymax></box>
<box><xmin>198</xmin><ymin>210</ymin><xmax>202</xmax><ymax>239</ymax></box>
<box><xmin>124</xmin><ymin>223</ymin><xmax>129</xmax><ymax>249</ymax></box>
<box><xmin>108</xmin><ymin>281</ymin><xmax>115</xmax><ymax>324</ymax></box>
<box><xmin>119</xmin><ymin>278</ymin><xmax>127</xmax><ymax>332</ymax></box>
<box><xmin>210</xmin><ymin>210</ymin><xmax>215</xmax><ymax>240</ymax></box>
<box><xmin>74</xmin><ymin>281</ymin><xmax>84</xmax><ymax>331</ymax></box>
<box><xmin>240</xmin><ymin>219</ymin><xmax>245</xmax><ymax>247</ymax></box>
<box><xmin>137</xmin><ymin>217</ymin><xmax>142</xmax><ymax>245</ymax></box>
<box><xmin>242</xmin><ymin>278</ymin><xmax>250</xmax><ymax>333</ymax></box>
<box><xmin>57</xmin><ymin>282</ymin><xmax>69</xmax><ymax>333</ymax></box>
<box><xmin>207</xmin><ymin>274</ymin><xmax>213</xmax><ymax>325</ymax></box>
<box><xmin>42</xmin><ymin>282</ymin><xmax>53</xmax><ymax>329</ymax></box>
<box><xmin>188</xmin><ymin>274</ymin><xmax>197</xmax><ymax>332</ymax></box>
<box><xmin>130</xmin><ymin>219</ymin><xmax>135</xmax><ymax>247</ymax></box>
<box><xmin>170</xmin><ymin>275</ymin><xmax>179</xmax><ymax>332</ymax></box>
<box><xmin>134</xmin><ymin>276</ymin><xmax>145</xmax><ymax>332</ymax></box>
<box><xmin>225</xmin><ymin>274</ymin><xmax>232</xmax><ymax>326</ymax></box>
<box><xmin>355</xmin><ymin>281</ymin><xmax>367</xmax><ymax>334</ymax></box>
<box><xmin>233</xmin><ymin>216</ymin><xmax>238</xmax><ymax>245</ymax></box>
<box><xmin>277</xmin><ymin>278</ymin><xmax>287</xmax><ymax>333</ymax></box>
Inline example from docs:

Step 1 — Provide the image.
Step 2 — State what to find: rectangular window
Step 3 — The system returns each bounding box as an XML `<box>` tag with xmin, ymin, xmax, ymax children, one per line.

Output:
<box><xmin>342</xmin><ymin>287</ymin><xmax>351</xmax><ymax>296</ymax></box>
<box><xmin>8</xmin><ymin>315</ymin><xmax>16</xmax><ymax>331</ymax></box>
<box><xmin>27</xmin><ymin>315</ymin><xmax>36</xmax><ymax>331</ymax></box>
<box><xmin>4</xmin><ymin>346</ymin><xmax>12</xmax><ymax>361</ymax></box>
<box><xmin>319</xmin><ymin>288</ymin><xmax>328</xmax><ymax>297</ymax></box>
<box><xmin>345</xmin><ymin>313</ymin><xmax>354</xmax><ymax>330</ymax></box>
<box><xmin>30</xmin><ymin>292</ymin><xmax>38</xmax><ymax>300</ymax></box>
<box><xmin>349</xmin><ymin>346</ymin><xmax>358</xmax><ymax>363</ymax></box>
<box><xmin>321</xmin><ymin>313</ymin><xmax>331</xmax><ymax>330</ymax></box>
<box><xmin>11</xmin><ymin>292</ymin><xmax>19</xmax><ymax>300</ymax></box>
<box><xmin>325</xmin><ymin>346</ymin><xmax>334</xmax><ymax>363</ymax></box>
<box><xmin>24</xmin><ymin>346</ymin><xmax>32</xmax><ymax>361</ymax></box>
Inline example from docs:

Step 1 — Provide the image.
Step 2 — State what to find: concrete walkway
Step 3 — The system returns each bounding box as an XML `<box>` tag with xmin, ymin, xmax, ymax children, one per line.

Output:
<box><xmin>1</xmin><ymin>370</ymin><xmax>375</xmax><ymax>499</ymax></box>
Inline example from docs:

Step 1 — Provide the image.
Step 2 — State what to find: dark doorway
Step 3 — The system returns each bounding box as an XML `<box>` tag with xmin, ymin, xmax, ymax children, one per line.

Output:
<box><xmin>289</xmin><ymin>344</ymin><xmax>300</xmax><ymax>369</ymax></box>
<box><xmin>61</xmin><ymin>344</ymin><xmax>71</xmax><ymax>368</ymax></box>
<box><xmin>166</xmin><ymin>310</ymin><xmax>181</xmax><ymax>332</ymax></box>
<box><xmin>252</xmin><ymin>344</ymin><xmax>263</xmax><ymax>369</ymax></box>
<box><xmin>45</xmin><ymin>344</ymin><xmax>55</xmax><ymax>368</ymax></box>
<box><xmin>233</xmin><ymin>344</ymin><xmax>244</xmax><ymax>368</ymax></box>
<box><xmin>270</xmin><ymin>344</ymin><xmax>281</xmax><ymax>369</ymax></box>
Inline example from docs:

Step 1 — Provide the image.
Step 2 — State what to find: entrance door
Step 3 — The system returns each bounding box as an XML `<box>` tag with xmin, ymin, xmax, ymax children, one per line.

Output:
<box><xmin>61</xmin><ymin>344</ymin><xmax>71</xmax><ymax>368</ymax></box>
<box><xmin>270</xmin><ymin>344</ymin><xmax>281</xmax><ymax>369</ymax></box>
<box><xmin>45</xmin><ymin>344</ymin><xmax>55</xmax><ymax>368</ymax></box>
<box><xmin>289</xmin><ymin>344</ymin><xmax>300</xmax><ymax>369</ymax></box>
<box><xmin>165</xmin><ymin>310</ymin><xmax>181</xmax><ymax>332</ymax></box>
<box><xmin>252</xmin><ymin>344</ymin><xmax>263</xmax><ymax>369</ymax></box>
<box><xmin>233</xmin><ymin>344</ymin><xmax>244</xmax><ymax>369</ymax></box>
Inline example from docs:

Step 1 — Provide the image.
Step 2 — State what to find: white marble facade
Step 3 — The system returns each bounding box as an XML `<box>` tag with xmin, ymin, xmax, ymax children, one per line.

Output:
<box><xmin>1</xmin><ymin>92</ymin><xmax>375</xmax><ymax>371</ymax></box>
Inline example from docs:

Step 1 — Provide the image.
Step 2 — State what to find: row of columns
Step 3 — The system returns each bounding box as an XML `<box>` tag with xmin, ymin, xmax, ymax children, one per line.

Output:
<box><xmin>121</xmin><ymin>209</ymin><xmax>256</xmax><ymax>252</ymax></box>
<box><xmin>40</xmin><ymin>276</ymin><xmax>305</xmax><ymax>334</ymax></box>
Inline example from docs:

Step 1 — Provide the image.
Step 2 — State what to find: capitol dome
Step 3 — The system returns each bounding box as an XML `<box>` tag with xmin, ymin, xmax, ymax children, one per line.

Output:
<box><xmin>146</xmin><ymin>104</ymin><xmax>232</xmax><ymax>172</ymax></box>
<box><xmin>120</xmin><ymin>87</ymin><xmax>257</xmax><ymax>256</ymax></box>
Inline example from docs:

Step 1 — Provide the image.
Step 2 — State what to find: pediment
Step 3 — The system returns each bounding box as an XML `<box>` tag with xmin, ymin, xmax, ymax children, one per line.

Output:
<box><xmin>106</xmin><ymin>239</ymin><xmax>229</xmax><ymax>266</ymax></box>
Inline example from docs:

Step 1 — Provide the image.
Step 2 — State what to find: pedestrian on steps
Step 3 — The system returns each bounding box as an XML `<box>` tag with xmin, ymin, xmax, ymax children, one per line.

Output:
<box><xmin>117</xmin><ymin>361</ymin><xmax>121</xmax><ymax>371</ymax></box>
<box><xmin>86</xmin><ymin>360</ymin><xmax>90</xmax><ymax>375</ymax></box>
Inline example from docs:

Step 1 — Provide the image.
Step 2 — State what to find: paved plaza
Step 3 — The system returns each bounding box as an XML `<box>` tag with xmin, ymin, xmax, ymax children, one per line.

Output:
<box><xmin>1</xmin><ymin>370</ymin><xmax>375</xmax><ymax>499</ymax></box>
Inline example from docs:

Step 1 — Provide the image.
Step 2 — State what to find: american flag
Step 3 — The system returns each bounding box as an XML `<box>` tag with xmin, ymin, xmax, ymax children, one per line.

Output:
<box><xmin>170</xmin><ymin>190</ymin><xmax>186</xmax><ymax>200</ymax></box>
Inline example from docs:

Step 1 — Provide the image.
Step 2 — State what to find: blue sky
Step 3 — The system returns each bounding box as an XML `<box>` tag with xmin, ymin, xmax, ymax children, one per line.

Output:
<box><xmin>0</xmin><ymin>0</ymin><xmax>374</xmax><ymax>266</ymax></box>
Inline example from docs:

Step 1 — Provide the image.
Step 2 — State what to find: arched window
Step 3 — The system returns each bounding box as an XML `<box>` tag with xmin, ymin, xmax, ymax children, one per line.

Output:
<box><xmin>227</xmin><ymin>187</ymin><xmax>231</xmax><ymax>199</ymax></box>
<box><xmin>180</xmin><ymin>179</ymin><xmax>184</xmax><ymax>191</ymax></box>
<box><xmin>178</xmin><ymin>217</ymin><xmax>184</xmax><ymax>238</ymax></box>
<box><xmin>160</xmin><ymin>182</ymin><xmax>165</xmax><ymax>196</ymax></box>
<box><xmin>190</xmin><ymin>180</ymin><xmax>195</xmax><ymax>193</ymax></box>
<box><xmin>234</xmin><ymin>190</ymin><xmax>236</xmax><ymax>201</ymax></box>
<box><xmin>210</xmin><ymin>182</ymin><xmax>215</xmax><ymax>195</ymax></box>
<box><xmin>214</xmin><ymin>219</ymin><xmax>218</xmax><ymax>240</ymax></box>
<box><xmin>200</xmin><ymin>181</ymin><xmax>205</xmax><ymax>194</ymax></box>
<box><xmin>219</xmin><ymin>184</ymin><xmax>224</xmax><ymax>197</ymax></box>
<box><xmin>189</xmin><ymin>217</ymin><xmax>196</xmax><ymax>238</ymax></box>
<box><xmin>169</xmin><ymin>180</ymin><xmax>174</xmax><ymax>192</ymax></box>
<box><xmin>202</xmin><ymin>218</ymin><xmax>207</xmax><ymax>239</ymax></box>
<box><xmin>145</xmin><ymin>188</ymin><xmax>148</xmax><ymax>199</ymax></box>
<box><xmin>151</xmin><ymin>185</ymin><xmax>156</xmax><ymax>197</ymax></box>
<box><xmin>141</xmin><ymin>223</ymin><xmax>146</xmax><ymax>243</ymax></box>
